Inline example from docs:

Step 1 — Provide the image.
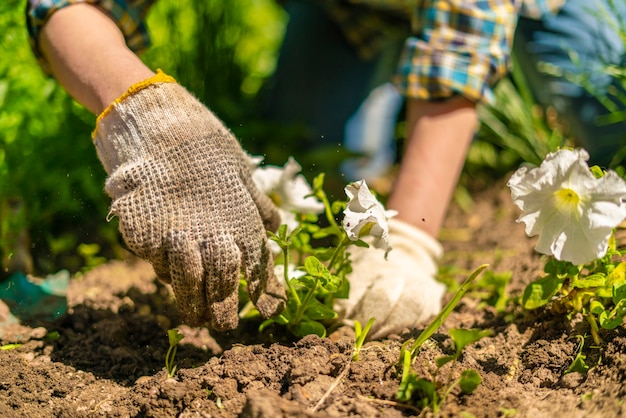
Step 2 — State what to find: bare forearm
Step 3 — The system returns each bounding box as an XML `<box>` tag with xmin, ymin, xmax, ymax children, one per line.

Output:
<box><xmin>39</xmin><ymin>3</ymin><xmax>154</xmax><ymax>114</ymax></box>
<box><xmin>387</xmin><ymin>97</ymin><xmax>478</xmax><ymax>238</ymax></box>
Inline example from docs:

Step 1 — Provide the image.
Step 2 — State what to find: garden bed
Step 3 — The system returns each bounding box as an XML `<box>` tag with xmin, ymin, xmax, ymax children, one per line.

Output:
<box><xmin>1</xmin><ymin>180</ymin><xmax>625</xmax><ymax>417</ymax></box>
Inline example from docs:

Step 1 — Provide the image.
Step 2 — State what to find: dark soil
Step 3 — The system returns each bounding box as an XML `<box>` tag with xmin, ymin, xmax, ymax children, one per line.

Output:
<box><xmin>2</xmin><ymin>180</ymin><xmax>625</xmax><ymax>417</ymax></box>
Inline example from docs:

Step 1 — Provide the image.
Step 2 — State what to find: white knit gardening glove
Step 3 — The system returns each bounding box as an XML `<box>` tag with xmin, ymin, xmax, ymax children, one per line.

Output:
<box><xmin>93</xmin><ymin>71</ymin><xmax>286</xmax><ymax>330</ymax></box>
<box><xmin>342</xmin><ymin>218</ymin><xmax>446</xmax><ymax>340</ymax></box>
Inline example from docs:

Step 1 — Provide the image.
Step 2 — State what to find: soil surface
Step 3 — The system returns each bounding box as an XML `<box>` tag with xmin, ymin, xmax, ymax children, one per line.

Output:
<box><xmin>2</xmin><ymin>180</ymin><xmax>625</xmax><ymax>417</ymax></box>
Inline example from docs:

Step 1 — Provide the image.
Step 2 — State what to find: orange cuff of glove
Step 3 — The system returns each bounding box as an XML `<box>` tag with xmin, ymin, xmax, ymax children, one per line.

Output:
<box><xmin>94</xmin><ymin>69</ymin><xmax>176</xmax><ymax>129</ymax></box>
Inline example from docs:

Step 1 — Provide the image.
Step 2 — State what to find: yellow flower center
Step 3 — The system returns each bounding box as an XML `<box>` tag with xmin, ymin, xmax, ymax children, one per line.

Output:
<box><xmin>269</xmin><ymin>192</ymin><xmax>282</xmax><ymax>207</ymax></box>
<box><xmin>554</xmin><ymin>188</ymin><xmax>580</xmax><ymax>210</ymax></box>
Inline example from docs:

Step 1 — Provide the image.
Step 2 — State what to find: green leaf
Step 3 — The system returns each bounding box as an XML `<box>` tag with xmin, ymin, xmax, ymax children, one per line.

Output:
<box><xmin>312</xmin><ymin>226</ymin><xmax>338</xmax><ymax>239</ymax></box>
<box><xmin>258</xmin><ymin>319</ymin><xmax>273</xmax><ymax>333</ymax></box>
<box><xmin>449</xmin><ymin>328</ymin><xmax>493</xmax><ymax>354</ymax></box>
<box><xmin>312</xmin><ymin>173</ymin><xmax>325</xmax><ymax>192</ymax></box>
<box><xmin>304</xmin><ymin>299</ymin><xmax>338</xmax><ymax>320</ymax></box>
<box><xmin>435</xmin><ymin>355</ymin><xmax>456</xmax><ymax>368</ymax></box>
<box><xmin>565</xmin><ymin>352</ymin><xmax>590</xmax><ymax>374</ymax></box>
<box><xmin>320</xmin><ymin>274</ymin><xmax>341</xmax><ymax>293</ymax></box>
<box><xmin>459</xmin><ymin>369</ymin><xmax>482</xmax><ymax>394</ymax></box>
<box><xmin>397</xmin><ymin>376</ymin><xmax>437</xmax><ymax>407</ymax></box>
<box><xmin>353</xmin><ymin>317</ymin><xmax>376</xmax><ymax>361</ymax></box>
<box><xmin>522</xmin><ymin>274</ymin><xmax>563</xmax><ymax>309</ymax></box>
<box><xmin>613</xmin><ymin>282</ymin><xmax>626</xmax><ymax>305</ymax></box>
<box><xmin>407</xmin><ymin>264</ymin><xmax>489</xmax><ymax>356</ymax></box>
<box><xmin>277</xmin><ymin>224</ymin><xmax>289</xmax><ymax>240</ymax></box>
<box><xmin>352</xmin><ymin>239</ymin><xmax>370</xmax><ymax>248</ymax></box>
<box><xmin>473</xmin><ymin>270</ymin><xmax>512</xmax><ymax>311</ymax></box>
<box><xmin>304</xmin><ymin>256</ymin><xmax>328</xmax><ymax>277</ymax></box>
<box><xmin>571</xmin><ymin>273</ymin><xmax>606</xmax><ymax>289</ymax></box>
<box><xmin>291</xmin><ymin>320</ymin><xmax>326</xmax><ymax>338</ymax></box>
<box><xmin>312</xmin><ymin>247</ymin><xmax>335</xmax><ymax>261</ymax></box>
<box><xmin>167</xmin><ymin>329</ymin><xmax>184</xmax><ymax>347</ymax></box>
<box><xmin>436</xmin><ymin>329</ymin><xmax>492</xmax><ymax>368</ymax></box>
<box><xmin>589</xmin><ymin>165</ymin><xmax>605</xmax><ymax>178</ymax></box>
<box><xmin>589</xmin><ymin>300</ymin><xmax>605</xmax><ymax>315</ymax></box>
<box><xmin>598</xmin><ymin>263</ymin><xmax>626</xmax><ymax>297</ymax></box>
<box><xmin>297</xmin><ymin>275</ymin><xmax>317</xmax><ymax>289</ymax></box>
<box><xmin>565</xmin><ymin>336</ymin><xmax>590</xmax><ymax>374</ymax></box>
<box><xmin>331</xmin><ymin>200</ymin><xmax>345</xmax><ymax>214</ymax></box>
<box><xmin>258</xmin><ymin>313</ymin><xmax>290</xmax><ymax>332</ymax></box>
<box><xmin>600</xmin><ymin>298</ymin><xmax>626</xmax><ymax>329</ymax></box>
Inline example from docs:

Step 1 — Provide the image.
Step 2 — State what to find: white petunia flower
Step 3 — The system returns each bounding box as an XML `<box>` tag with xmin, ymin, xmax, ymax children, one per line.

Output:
<box><xmin>250</xmin><ymin>156</ymin><xmax>324</xmax><ymax>233</ymax></box>
<box><xmin>507</xmin><ymin>148</ymin><xmax>626</xmax><ymax>265</ymax></box>
<box><xmin>245</xmin><ymin>153</ymin><xmax>265</xmax><ymax>172</ymax></box>
<box><xmin>343</xmin><ymin>179</ymin><xmax>397</xmax><ymax>256</ymax></box>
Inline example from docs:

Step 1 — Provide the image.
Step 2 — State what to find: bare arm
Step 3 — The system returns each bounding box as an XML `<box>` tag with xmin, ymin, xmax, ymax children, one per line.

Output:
<box><xmin>387</xmin><ymin>96</ymin><xmax>478</xmax><ymax>238</ymax></box>
<box><xmin>39</xmin><ymin>3</ymin><xmax>154</xmax><ymax>114</ymax></box>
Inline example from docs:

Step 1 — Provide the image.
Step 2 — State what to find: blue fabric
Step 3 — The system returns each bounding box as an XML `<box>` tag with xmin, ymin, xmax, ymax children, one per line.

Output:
<box><xmin>514</xmin><ymin>0</ymin><xmax>626</xmax><ymax>167</ymax></box>
<box><xmin>0</xmin><ymin>271</ymin><xmax>68</xmax><ymax>327</ymax></box>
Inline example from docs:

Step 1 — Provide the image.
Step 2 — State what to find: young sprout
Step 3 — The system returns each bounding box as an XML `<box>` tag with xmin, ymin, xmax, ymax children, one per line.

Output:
<box><xmin>396</xmin><ymin>265</ymin><xmax>489</xmax><ymax>413</ymax></box>
<box><xmin>165</xmin><ymin>328</ymin><xmax>184</xmax><ymax>378</ymax></box>
<box><xmin>352</xmin><ymin>317</ymin><xmax>376</xmax><ymax>361</ymax></box>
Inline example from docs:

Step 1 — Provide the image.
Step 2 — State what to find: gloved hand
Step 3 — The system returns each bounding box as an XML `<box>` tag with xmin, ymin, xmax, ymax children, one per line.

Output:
<box><xmin>93</xmin><ymin>71</ymin><xmax>286</xmax><ymax>330</ymax></box>
<box><xmin>340</xmin><ymin>218</ymin><xmax>445</xmax><ymax>340</ymax></box>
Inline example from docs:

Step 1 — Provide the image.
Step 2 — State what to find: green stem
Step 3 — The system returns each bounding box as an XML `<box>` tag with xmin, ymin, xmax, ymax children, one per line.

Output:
<box><xmin>282</xmin><ymin>245</ymin><xmax>301</xmax><ymax>306</ymax></box>
<box><xmin>166</xmin><ymin>345</ymin><xmax>177</xmax><ymax>378</ymax></box>
<box><xmin>327</xmin><ymin>234</ymin><xmax>350</xmax><ymax>273</ymax></box>
<box><xmin>317</xmin><ymin>189</ymin><xmax>339</xmax><ymax>231</ymax></box>
<box><xmin>293</xmin><ymin>280</ymin><xmax>318</xmax><ymax>324</ymax></box>
<box><xmin>408</xmin><ymin>264</ymin><xmax>489</xmax><ymax>357</ymax></box>
<box><xmin>585</xmin><ymin>313</ymin><xmax>602</xmax><ymax>346</ymax></box>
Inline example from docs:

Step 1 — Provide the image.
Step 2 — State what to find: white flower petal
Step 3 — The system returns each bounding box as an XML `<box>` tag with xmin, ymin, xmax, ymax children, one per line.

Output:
<box><xmin>342</xmin><ymin>180</ymin><xmax>395</xmax><ymax>255</ymax></box>
<box><xmin>508</xmin><ymin>148</ymin><xmax>626</xmax><ymax>265</ymax></box>
<box><xmin>253</xmin><ymin>167</ymin><xmax>283</xmax><ymax>195</ymax></box>
<box><xmin>251</xmin><ymin>157</ymin><xmax>323</xmax><ymax>233</ymax></box>
<box><xmin>245</xmin><ymin>153</ymin><xmax>265</xmax><ymax>171</ymax></box>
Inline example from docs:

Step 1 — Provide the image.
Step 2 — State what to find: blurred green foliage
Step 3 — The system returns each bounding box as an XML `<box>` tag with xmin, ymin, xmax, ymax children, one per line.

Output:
<box><xmin>1</xmin><ymin>0</ymin><xmax>109</xmax><ymax>275</ymax></box>
<box><xmin>466</xmin><ymin>59</ymin><xmax>570</xmax><ymax>184</ymax></box>
<box><xmin>0</xmin><ymin>0</ymin><xmax>287</xmax><ymax>276</ymax></box>
<box><xmin>0</xmin><ymin>0</ymin><xmax>617</xmax><ymax>276</ymax></box>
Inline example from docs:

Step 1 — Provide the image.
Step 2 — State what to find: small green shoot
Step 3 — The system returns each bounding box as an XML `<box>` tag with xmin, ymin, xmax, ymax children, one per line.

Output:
<box><xmin>352</xmin><ymin>317</ymin><xmax>375</xmax><ymax>361</ymax></box>
<box><xmin>397</xmin><ymin>265</ymin><xmax>490</xmax><ymax>415</ymax></box>
<box><xmin>499</xmin><ymin>407</ymin><xmax>518</xmax><ymax>417</ymax></box>
<box><xmin>165</xmin><ymin>328</ymin><xmax>184</xmax><ymax>378</ymax></box>
<box><xmin>404</xmin><ymin>264</ymin><xmax>489</xmax><ymax>357</ymax></box>
<box><xmin>565</xmin><ymin>335</ymin><xmax>590</xmax><ymax>375</ymax></box>
<box><xmin>0</xmin><ymin>343</ymin><xmax>22</xmax><ymax>351</ymax></box>
<box><xmin>46</xmin><ymin>331</ymin><xmax>60</xmax><ymax>341</ymax></box>
<box><xmin>436</xmin><ymin>328</ymin><xmax>493</xmax><ymax>368</ymax></box>
<box><xmin>438</xmin><ymin>265</ymin><xmax>513</xmax><ymax>312</ymax></box>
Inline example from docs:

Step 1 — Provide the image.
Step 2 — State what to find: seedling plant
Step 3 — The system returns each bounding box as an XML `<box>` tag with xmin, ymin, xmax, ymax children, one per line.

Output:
<box><xmin>396</xmin><ymin>264</ymin><xmax>490</xmax><ymax>415</ymax></box>
<box><xmin>243</xmin><ymin>156</ymin><xmax>397</xmax><ymax>338</ymax></box>
<box><xmin>165</xmin><ymin>328</ymin><xmax>184</xmax><ymax>378</ymax></box>
<box><xmin>352</xmin><ymin>317</ymin><xmax>376</xmax><ymax>361</ymax></box>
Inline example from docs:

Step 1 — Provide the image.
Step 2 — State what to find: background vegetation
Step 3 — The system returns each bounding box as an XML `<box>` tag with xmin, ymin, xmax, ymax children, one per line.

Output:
<box><xmin>0</xmin><ymin>0</ymin><xmax>615</xmax><ymax>277</ymax></box>
<box><xmin>0</xmin><ymin>0</ymin><xmax>287</xmax><ymax>276</ymax></box>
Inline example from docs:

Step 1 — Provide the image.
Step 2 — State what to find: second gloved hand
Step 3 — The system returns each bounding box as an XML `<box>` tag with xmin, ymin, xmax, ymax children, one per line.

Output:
<box><xmin>93</xmin><ymin>71</ymin><xmax>286</xmax><ymax>330</ymax></box>
<box><xmin>340</xmin><ymin>218</ymin><xmax>446</xmax><ymax>340</ymax></box>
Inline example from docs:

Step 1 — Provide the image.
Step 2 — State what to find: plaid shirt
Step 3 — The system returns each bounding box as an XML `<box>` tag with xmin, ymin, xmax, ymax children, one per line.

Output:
<box><xmin>27</xmin><ymin>0</ymin><xmax>565</xmax><ymax>103</ymax></box>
